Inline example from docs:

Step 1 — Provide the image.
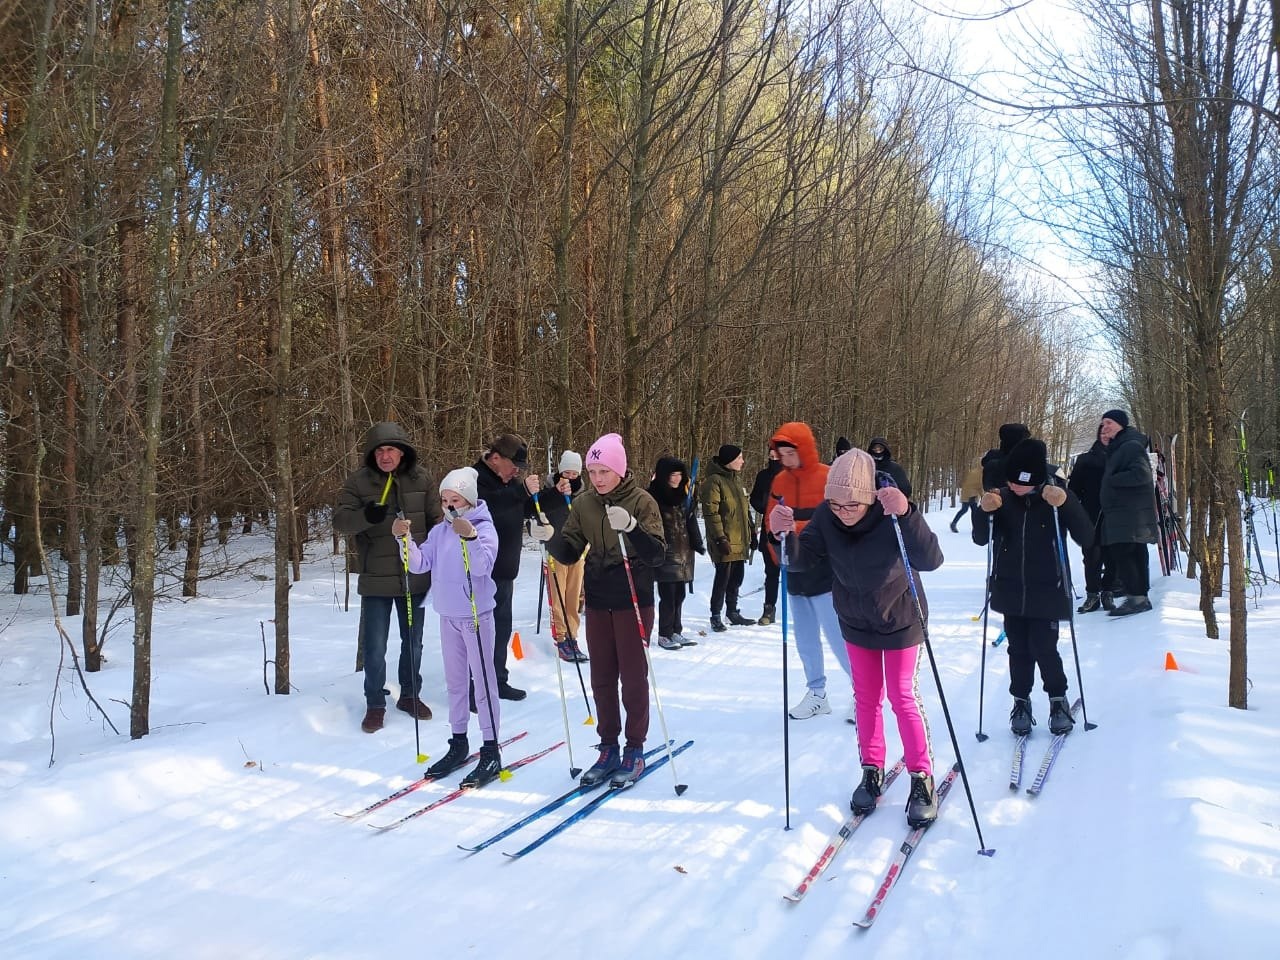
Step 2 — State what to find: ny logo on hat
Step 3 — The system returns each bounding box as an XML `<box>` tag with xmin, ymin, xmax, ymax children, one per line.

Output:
<box><xmin>588</xmin><ymin>447</ymin><xmax>602</xmax><ymax>461</ymax></box>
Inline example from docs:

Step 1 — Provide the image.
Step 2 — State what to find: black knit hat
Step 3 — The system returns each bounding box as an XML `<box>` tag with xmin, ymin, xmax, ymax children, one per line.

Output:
<box><xmin>716</xmin><ymin>444</ymin><xmax>743</xmax><ymax>466</ymax></box>
<box><xmin>1101</xmin><ymin>409</ymin><xmax>1130</xmax><ymax>429</ymax></box>
<box><xmin>998</xmin><ymin>423</ymin><xmax>1031</xmax><ymax>454</ymax></box>
<box><xmin>1005</xmin><ymin>438</ymin><xmax>1048</xmax><ymax>486</ymax></box>
<box><xmin>835</xmin><ymin>436</ymin><xmax>852</xmax><ymax>456</ymax></box>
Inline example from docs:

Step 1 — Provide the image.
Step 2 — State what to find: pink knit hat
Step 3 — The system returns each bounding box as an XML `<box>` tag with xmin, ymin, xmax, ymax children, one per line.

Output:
<box><xmin>585</xmin><ymin>432</ymin><xmax>627</xmax><ymax>478</ymax></box>
<box><xmin>825</xmin><ymin>449</ymin><xmax>877</xmax><ymax>505</ymax></box>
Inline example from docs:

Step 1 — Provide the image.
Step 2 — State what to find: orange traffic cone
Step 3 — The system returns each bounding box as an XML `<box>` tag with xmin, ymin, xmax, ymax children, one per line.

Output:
<box><xmin>512</xmin><ymin>631</ymin><xmax>525</xmax><ymax>660</ymax></box>
<box><xmin>1164</xmin><ymin>651</ymin><xmax>1179</xmax><ymax>671</ymax></box>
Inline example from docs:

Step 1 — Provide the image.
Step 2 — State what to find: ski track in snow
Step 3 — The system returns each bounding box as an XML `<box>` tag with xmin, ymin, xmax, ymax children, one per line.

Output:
<box><xmin>1</xmin><ymin>506</ymin><xmax>1277</xmax><ymax>959</ymax></box>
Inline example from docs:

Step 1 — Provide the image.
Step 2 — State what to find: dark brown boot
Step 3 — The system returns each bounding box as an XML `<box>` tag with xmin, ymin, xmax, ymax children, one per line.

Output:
<box><xmin>360</xmin><ymin>707</ymin><xmax>386</xmax><ymax>733</ymax></box>
<box><xmin>395</xmin><ymin>696</ymin><xmax>433</xmax><ymax>720</ymax></box>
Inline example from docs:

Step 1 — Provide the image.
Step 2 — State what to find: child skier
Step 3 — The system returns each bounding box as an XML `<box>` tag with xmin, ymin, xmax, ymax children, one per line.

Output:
<box><xmin>973</xmin><ymin>438</ymin><xmax>1094</xmax><ymax>736</ymax></box>
<box><xmin>392</xmin><ymin>467</ymin><xmax>504</xmax><ymax>787</ymax></box>
<box><xmin>532</xmin><ymin>433</ymin><xmax>666</xmax><ymax>787</ymax></box>
<box><xmin>771</xmin><ymin>449</ymin><xmax>944</xmax><ymax>827</ymax></box>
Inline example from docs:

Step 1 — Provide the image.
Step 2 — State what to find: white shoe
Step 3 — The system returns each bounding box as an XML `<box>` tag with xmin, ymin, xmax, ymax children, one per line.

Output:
<box><xmin>845</xmin><ymin>704</ymin><xmax>857</xmax><ymax>725</ymax></box>
<box><xmin>656</xmin><ymin>635</ymin><xmax>683</xmax><ymax>650</ymax></box>
<box><xmin>789</xmin><ymin>689</ymin><xmax>831</xmax><ymax>720</ymax></box>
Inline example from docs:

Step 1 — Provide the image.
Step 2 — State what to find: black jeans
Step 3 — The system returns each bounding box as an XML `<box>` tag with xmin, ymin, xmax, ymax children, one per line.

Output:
<box><xmin>1004</xmin><ymin>614</ymin><xmax>1068</xmax><ymax>699</ymax></box>
<box><xmin>657</xmin><ymin>581</ymin><xmax>687</xmax><ymax>636</ymax></box>
<box><xmin>710</xmin><ymin>560</ymin><xmax>746</xmax><ymax>615</ymax></box>
<box><xmin>760</xmin><ymin>545</ymin><xmax>780</xmax><ymax>609</ymax></box>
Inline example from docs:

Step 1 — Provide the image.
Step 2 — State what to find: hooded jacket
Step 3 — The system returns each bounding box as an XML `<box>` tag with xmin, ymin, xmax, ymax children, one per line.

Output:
<box><xmin>797</xmin><ymin>500</ymin><xmax>942</xmax><ymax>650</ymax></box>
<box><xmin>1067</xmin><ymin>432</ymin><xmax>1107</xmax><ymax>523</ymax></box>
<box><xmin>867</xmin><ymin>437</ymin><xmax>912</xmax><ymax>497</ymax></box>
<box><xmin>547</xmin><ymin>472</ymin><xmax>666</xmax><ymax>609</ymax></box>
<box><xmin>1100</xmin><ymin>426</ymin><xmax>1158</xmax><ymax>546</ymax></box>
<box><xmin>333</xmin><ymin>422</ymin><xmax>441</xmax><ymax>596</ymax></box>
<box><xmin>404</xmin><ymin>500</ymin><xmax>499</xmax><ymax>619</ymax></box>
<box><xmin>764</xmin><ymin>422</ymin><xmax>833</xmax><ymax>596</ymax></box>
<box><xmin>700</xmin><ymin>457</ymin><xmax>753</xmax><ymax>563</ymax></box>
<box><xmin>649</xmin><ymin>456</ymin><xmax>704</xmax><ymax>583</ymax></box>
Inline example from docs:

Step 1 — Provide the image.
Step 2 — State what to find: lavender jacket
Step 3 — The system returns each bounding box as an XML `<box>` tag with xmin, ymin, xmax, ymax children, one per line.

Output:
<box><xmin>403</xmin><ymin>500</ymin><xmax>498</xmax><ymax>618</ymax></box>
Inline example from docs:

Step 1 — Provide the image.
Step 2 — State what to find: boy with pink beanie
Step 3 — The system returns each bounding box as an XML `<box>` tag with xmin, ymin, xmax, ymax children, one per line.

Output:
<box><xmin>771</xmin><ymin>448</ymin><xmax>944</xmax><ymax>828</ymax></box>
<box><xmin>533</xmin><ymin>433</ymin><xmax>666</xmax><ymax>787</ymax></box>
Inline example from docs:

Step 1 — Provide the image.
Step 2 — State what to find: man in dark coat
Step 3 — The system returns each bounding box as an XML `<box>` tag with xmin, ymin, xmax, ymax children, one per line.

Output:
<box><xmin>748</xmin><ymin>447</ymin><xmax>783</xmax><ymax>625</ymax></box>
<box><xmin>334</xmin><ymin>422</ymin><xmax>442</xmax><ymax>733</ymax></box>
<box><xmin>1067</xmin><ymin>426</ymin><xmax>1118</xmax><ymax>612</ymax></box>
<box><xmin>867</xmin><ymin>437</ymin><xmax>912</xmax><ymax>498</ymax></box>
<box><xmin>1099</xmin><ymin>409</ymin><xmax>1157</xmax><ymax>616</ymax></box>
<box><xmin>473</xmin><ymin>433</ymin><xmax>541</xmax><ymax>699</ymax></box>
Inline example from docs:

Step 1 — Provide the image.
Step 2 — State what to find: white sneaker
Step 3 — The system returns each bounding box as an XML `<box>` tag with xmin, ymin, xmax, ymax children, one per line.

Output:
<box><xmin>656</xmin><ymin>635</ymin><xmax>683</xmax><ymax>650</ymax></box>
<box><xmin>789</xmin><ymin>689</ymin><xmax>831</xmax><ymax>720</ymax></box>
<box><xmin>845</xmin><ymin>703</ymin><xmax>857</xmax><ymax>725</ymax></box>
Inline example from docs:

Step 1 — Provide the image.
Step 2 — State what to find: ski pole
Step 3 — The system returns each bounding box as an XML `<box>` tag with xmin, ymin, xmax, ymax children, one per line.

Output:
<box><xmin>779</xmin><ymin>513</ymin><xmax>792</xmax><ymax>831</ymax></box>
<box><xmin>1052</xmin><ymin>505</ymin><xmax>1098</xmax><ymax>731</ymax></box>
<box><xmin>395</xmin><ymin>510</ymin><xmax>426</xmax><ymax>765</ymax></box>
<box><xmin>453</xmin><ymin>508</ymin><xmax>511</xmax><ymax>782</ymax></box>
<box><xmin>878</xmin><ymin>476</ymin><xmax>993</xmax><ymax>856</ymax></box>
<box><xmin>976</xmin><ymin>512</ymin><xmax>993</xmax><ymax>742</ymax></box>
<box><xmin>617</xmin><ymin>531</ymin><xmax>687</xmax><ymax>795</ymax></box>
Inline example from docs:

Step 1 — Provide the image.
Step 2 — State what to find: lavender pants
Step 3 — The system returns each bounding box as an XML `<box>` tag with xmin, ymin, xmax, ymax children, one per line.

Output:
<box><xmin>440</xmin><ymin>612</ymin><xmax>500</xmax><ymax>740</ymax></box>
<box><xmin>846</xmin><ymin>643</ymin><xmax>932</xmax><ymax>776</ymax></box>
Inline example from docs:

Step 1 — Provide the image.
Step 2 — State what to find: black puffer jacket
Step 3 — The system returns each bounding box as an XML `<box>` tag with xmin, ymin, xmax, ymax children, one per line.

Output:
<box><xmin>474</xmin><ymin>457</ymin><xmax>536</xmax><ymax>581</ymax></box>
<box><xmin>795</xmin><ymin>501</ymin><xmax>942</xmax><ymax>650</ymax></box>
<box><xmin>867</xmin><ymin>437</ymin><xmax>912</xmax><ymax>498</ymax></box>
<box><xmin>973</xmin><ymin>485</ymin><xmax>1094</xmax><ymax>620</ymax></box>
<box><xmin>1067</xmin><ymin>433</ymin><xmax>1107</xmax><ymax>523</ymax></box>
<box><xmin>333</xmin><ymin>422</ymin><xmax>441</xmax><ymax>596</ymax></box>
<box><xmin>1100</xmin><ymin>427</ymin><xmax>1158</xmax><ymax>546</ymax></box>
<box><xmin>648</xmin><ymin>456</ymin><xmax>704</xmax><ymax>583</ymax></box>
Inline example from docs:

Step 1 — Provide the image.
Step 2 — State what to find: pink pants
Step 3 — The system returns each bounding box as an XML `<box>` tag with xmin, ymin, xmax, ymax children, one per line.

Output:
<box><xmin>846</xmin><ymin>643</ymin><xmax>932</xmax><ymax>776</ymax></box>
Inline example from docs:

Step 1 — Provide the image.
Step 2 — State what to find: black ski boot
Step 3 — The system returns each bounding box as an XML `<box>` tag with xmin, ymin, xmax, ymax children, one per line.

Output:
<box><xmin>1077</xmin><ymin>592</ymin><xmax>1101</xmax><ymax>614</ymax></box>
<box><xmin>1048</xmin><ymin>697</ymin><xmax>1075</xmax><ymax>735</ymax></box>
<box><xmin>757</xmin><ymin>604</ymin><xmax>776</xmax><ymax>627</ymax></box>
<box><xmin>709</xmin><ymin>614</ymin><xmax>728</xmax><ymax>633</ymax></box>
<box><xmin>1108</xmin><ymin>594</ymin><xmax>1152</xmax><ymax>617</ymax></box>
<box><xmin>580</xmin><ymin>744</ymin><xmax>621</xmax><ymax>787</ymax></box>
<box><xmin>610</xmin><ymin>746</ymin><xmax>646</xmax><ymax>787</ymax></box>
<box><xmin>1010</xmin><ymin>697</ymin><xmax>1035</xmax><ymax>736</ymax></box>
<box><xmin>460</xmin><ymin>740</ymin><xmax>503</xmax><ymax>788</ymax></box>
<box><xmin>726</xmin><ymin>609</ymin><xmax>756</xmax><ymax>626</ymax></box>
<box><xmin>850</xmin><ymin>765</ymin><xmax>884</xmax><ymax>815</ymax></box>
<box><xmin>426</xmin><ymin>734</ymin><xmax>470</xmax><ymax>779</ymax></box>
<box><xmin>905</xmin><ymin>772</ymin><xmax>938</xmax><ymax>828</ymax></box>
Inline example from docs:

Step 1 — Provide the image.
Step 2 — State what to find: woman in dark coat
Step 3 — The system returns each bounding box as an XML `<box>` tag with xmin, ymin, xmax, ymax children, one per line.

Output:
<box><xmin>648</xmin><ymin>456</ymin><xmax>704</xmax><ymax>649</ymax></box>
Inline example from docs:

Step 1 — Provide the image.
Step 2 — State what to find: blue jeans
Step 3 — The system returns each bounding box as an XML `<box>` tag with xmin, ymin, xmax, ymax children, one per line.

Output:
<box><xmin>361</xmin><ymin>593</ymin><xmax>426</xmax><ymax>707</ymax></box>
<box><xmin>788</xmin><ymin>592</ymin><xmax>851</xmax><ymax>692</ymax></box>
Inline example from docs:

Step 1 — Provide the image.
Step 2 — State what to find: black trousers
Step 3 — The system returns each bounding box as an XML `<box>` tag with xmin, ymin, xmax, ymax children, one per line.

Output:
<box><xmin>1081</xmin><ymin>540</ymin><xmax>1117</xmax><ymax>593</ymax></box>
<box><xmin>657</xmin><ymin>580</ymin><xmax>687</xmax><ymax>637</ymax></box>
<box><xmin>760</xmin><ymin>546</ymin><xmax>780</xmax><ymax>609</ymax></box>
<box><xmin>1005</xmin><ymin>614</ymin><xmax>1068</xmax><ymax>700</ymax></box>
<box><xmin>1109</xmin><ymin>542</ymin><xmax>1151</xmax><ymax>595</ymax></box>
<box><xmin>710</xmin><ymin>560</ymin><xmax>746</xmax><ymax>614</ymax></box>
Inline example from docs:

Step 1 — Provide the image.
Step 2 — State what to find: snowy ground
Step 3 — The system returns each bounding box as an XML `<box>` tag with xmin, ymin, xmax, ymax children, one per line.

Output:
<box><xmin>2</xmin><ymin>504</ymin><xmax>1278</xmax><ymax>960</ymax></box>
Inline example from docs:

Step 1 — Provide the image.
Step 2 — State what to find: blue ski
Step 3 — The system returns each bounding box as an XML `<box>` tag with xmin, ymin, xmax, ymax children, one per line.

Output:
<box><xmin>502</xmin><ymin>741</ymin><xmax>694</xmax><ymax>860</ymax></box>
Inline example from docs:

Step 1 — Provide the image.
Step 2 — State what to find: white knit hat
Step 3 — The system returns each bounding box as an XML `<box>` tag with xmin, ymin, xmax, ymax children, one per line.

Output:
<box><xmin>558</xmin><ymin>450</ymin><xmax>583</xmax><ymax>474</ymax></box>
<box><xmin>440</xmin><ymin>467</ymin><xmax>479</xmax><ymax>506</ymax></box>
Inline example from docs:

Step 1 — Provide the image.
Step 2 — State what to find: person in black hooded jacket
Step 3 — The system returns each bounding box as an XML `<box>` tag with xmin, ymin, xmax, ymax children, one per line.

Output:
<box><xmin>981</xmin><ymin>423</ymin><xmax>1030</xmax><ymax>492</ymax></box>
<box><xmin>867</xmin><ymin>437</ymin><xmax>912</xmax><ymax>498</ymax></box>
<box><xmin>648</xmin><ymin>456</ymin><xmax>705</xmax><ymax>649</ymax></box>
<box><xmin>748</xmin><ymin>447</ymin><xmax>783</xmax><ymax>625</ymax></box>
<box><xmin>974</xmin><ymin>438</ymin><xmax>1093</xmax><ymax>737</ymax></box>
<box><xmin>1067</xmin><ymin>427</ymin><xmax>1118</xmax><ymax>612</ymax></box>
<box><xmin>1099</xmin><ymin>409</ymin><xmax>1158</xmax><ymax>617</ymax></box>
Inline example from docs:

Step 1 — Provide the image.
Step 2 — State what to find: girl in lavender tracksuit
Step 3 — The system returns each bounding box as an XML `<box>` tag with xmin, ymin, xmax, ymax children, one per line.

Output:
<box><xmin>393</xmin><ymin>467</ymin><xmax>502</xmax><ymax>787</ymax></box>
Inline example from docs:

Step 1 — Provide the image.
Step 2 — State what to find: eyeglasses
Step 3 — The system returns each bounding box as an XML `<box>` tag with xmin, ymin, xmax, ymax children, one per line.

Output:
<box><xmin>826</xmin><ymin>500</ymin><xmax>866</xmax><ymax>515</ymax></box>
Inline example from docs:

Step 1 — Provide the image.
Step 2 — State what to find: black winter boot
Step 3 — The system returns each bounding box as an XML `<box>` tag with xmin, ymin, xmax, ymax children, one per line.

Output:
<box><xmin>905</xmin><ymin>773</ymin><xmax>938</xmax><ymax>828</ymax></box>
<box><xmin>1108</xmin><ymin>594</ymin><xmax>1152</xmax><ymax>617</ymax></box>
<box><xmin>1048</xmin><ymin>697</ymin><xmax>1075</xmax><ymax>735</ymax></box>
<box><xmin>426</xmin><ymin>734</ymin><xmax>470</xmax><ymax>779</ymax></box>
<box><xmin>850</xmin><ymin>765</ymin><xmax>884</xmax><ymax>815</ymax></box>
<box><xmin>1010</xmin><ymin>697</ymin><xmax>1035</xmax><ymax>736</ymax></box>
<box><xmin>460</xmin><ymin>740</ymin><xmax>503</xmax><ymax>788</ymax></box>
<box><xmin>709</xmin><ymin>614</ymin><xmax>728</xmax><ymax>633</ymax></box>
<box><xmin>1077</xmin><ymin>592</ymin><xmax>1101</xmax><ymax>614</ymax></box>
<box><xmin>1100</xmin><ymin>591</ymin><xmax>1116</xmax><ymax>611</ymax></box>
<box><xmin>727</xmin><ymin>609</ymin><xmax>756</xmax><ymax>626</ymax></box>
<box><xmin>757</xmin><ymin>605</ymin><xmax>776</xmax><ymax>627</ymax></box>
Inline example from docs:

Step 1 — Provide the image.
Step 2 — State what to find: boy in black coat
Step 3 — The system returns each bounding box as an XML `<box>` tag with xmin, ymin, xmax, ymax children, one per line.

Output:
<box><xmin>974</xmin><ymin>439</ymin><xmax>1094</xmax><ymax>736</ymax></box>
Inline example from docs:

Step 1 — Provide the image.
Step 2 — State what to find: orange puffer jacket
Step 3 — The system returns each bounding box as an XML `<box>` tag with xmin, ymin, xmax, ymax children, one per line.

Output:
<box><xmin>765</xmin><ymin>422</ymin><xmax>833</xmax><ymax>596</ymax></box>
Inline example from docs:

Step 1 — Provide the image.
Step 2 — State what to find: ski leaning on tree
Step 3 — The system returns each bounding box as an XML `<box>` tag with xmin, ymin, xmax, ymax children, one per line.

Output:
<box><xmin>333</xmin><ymin>421</ymin><xmax>442</xmax><ymax>734</ymax></box>
<box><xmin>533</xmin><ymin>432</ymin><xmax>667</xmax><ymax>788</ymax></box>
<box><xmin>973</xmin><ymin>438</ymin><xmax>1094</xmax><ymax>739</ymax></box>
<box><xmin>772</xmin><ymin>448</ymin><xmax>944</xmax><ymax>828</ymax></box>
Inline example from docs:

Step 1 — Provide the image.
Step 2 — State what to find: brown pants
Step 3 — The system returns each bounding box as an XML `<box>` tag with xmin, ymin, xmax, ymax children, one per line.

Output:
<box><xmin>584</xmin><ymin>606</ymin><xmax>653</xmax><ymax>749</ymax></box>
<box><xmin>548</xmin><ymin>556</ymin><xmax>585</xmax><ymax>641</ymax></box>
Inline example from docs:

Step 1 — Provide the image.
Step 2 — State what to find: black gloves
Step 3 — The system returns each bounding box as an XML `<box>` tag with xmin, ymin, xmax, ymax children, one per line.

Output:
<box><xmin>715</xmin><ymin>536</ymin><xmax>731</xmax><ymax>555</ymax></box>
<box><xmin>364</xmin><ymin>502</ymin><xmax>389</xmax><ymax>525</ymax></box>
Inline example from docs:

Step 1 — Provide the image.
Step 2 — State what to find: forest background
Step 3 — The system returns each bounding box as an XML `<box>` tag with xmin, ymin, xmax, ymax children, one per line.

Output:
<box><xmin>2</xmin><ymin>0</ymin><xmax>1278</xmax><ymax>735</ymax></box>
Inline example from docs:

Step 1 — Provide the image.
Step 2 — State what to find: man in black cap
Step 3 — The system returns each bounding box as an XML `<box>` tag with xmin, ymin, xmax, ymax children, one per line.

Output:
<box><xmin>700</xmin><ymin>443</ymin><xmax>756</xmax><ymax>630</ymax></box>
<box><xmin>1098</xmin><ymin>409</ymin><xmax>1157</xmax><ymax>616</ymax></box>
<box><xmin>474</xmin><ymin>433</ymin><xmax>541</xmax><ymax>699</ymax></box>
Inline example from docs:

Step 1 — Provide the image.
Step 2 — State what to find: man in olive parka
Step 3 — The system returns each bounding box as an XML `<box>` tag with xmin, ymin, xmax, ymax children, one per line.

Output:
<box><xmin>334</xmin><ymin>422</ymin><xmax>442</xmax><ymax>732</ymax></box>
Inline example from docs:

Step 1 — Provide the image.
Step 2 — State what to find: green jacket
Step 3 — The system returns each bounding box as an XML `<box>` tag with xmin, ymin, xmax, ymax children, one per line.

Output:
<box><xmin>333</xmin><ymin>422</ymin><xmax>442</xmax><ymax>596</ymax></box>
<box><xmin>700</xmin><ymin>459</ymin><xmax>753</xmax><ymax>563</ymax></box>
